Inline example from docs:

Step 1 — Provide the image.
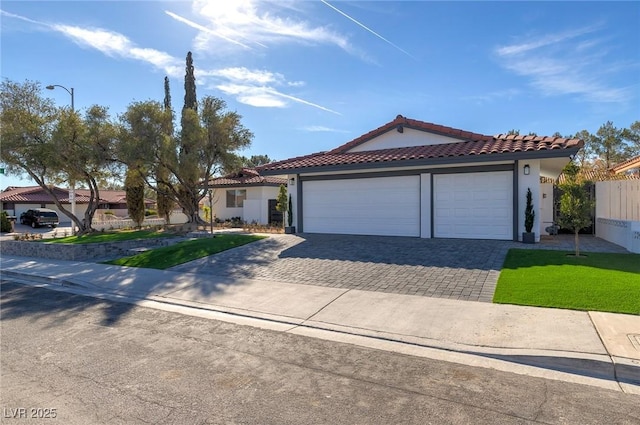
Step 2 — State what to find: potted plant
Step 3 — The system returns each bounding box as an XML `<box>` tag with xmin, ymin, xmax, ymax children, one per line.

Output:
<box><xmin>276</xmin><ymin>185</ymin><xmax>295</xmax><ymax>234</ymax></box>
<box><xmin>285</xmin><ymin>194</ymin><xmax>295</xmax><ymax>234</ymax></box>
<box><xmin>523</xmin><ymin>187</ymin><xmax>535</xmax><ymax>244</ymax></box>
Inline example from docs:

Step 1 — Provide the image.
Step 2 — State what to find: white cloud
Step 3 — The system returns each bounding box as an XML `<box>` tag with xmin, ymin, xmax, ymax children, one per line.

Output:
<box><xmin>2</xmin><ymin>8</ymin><xmax>338</xmax><ymax>114</ymax></box>
<box><xmin>495</xmin><ymin>24</ymin><xmax>635</xmax><ymax>103</ymax></box>
<box><xmin>463</xmin><ymin>88</ymin><xmax>521</xmax><ymax>105</ymax></box>
<box><xmin>496</xmin><ymin>25</ymin><xmax>601</xmax><ymax>56</ymax></box>
<box><xmin>206</xmin><ymin>67</ymin><xmax>284</xmax><ymax>85</ymax></box>
<box><xmin>51</xmin><ymin>24</ymin><xmax>183</xmax><ymax>78</ymax></box>
<box><xmin>302</xmin><ymin>125</ymin><xmax>349</xmax><ymax>133</ymax></box>
<box><xmin>202</xmin><ymin>66</ymin><xmax>338</xmax><ymax>114</ymax></box>
<box><xmin>164</xmin><ymin>0</ymin><xmax>370</xmax><ymax>60</ymax></box>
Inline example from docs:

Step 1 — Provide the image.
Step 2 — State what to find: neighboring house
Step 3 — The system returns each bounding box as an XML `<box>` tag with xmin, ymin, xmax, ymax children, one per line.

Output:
<box><xmin>204</xmin><ymin>168</ymin><xmax>287</xmax><ymax>225</ymax></box>
<box><xmin>261</xmin><ymin>115</ymin><xmax>583</xmax><ymax>241</ymax></box>
<box><xmin>611</xmin><ymin>155</ymin><xmax>640</xmax><ymax>177</ymax></box>
<box><xmin>0</xmin><ymin>186</ymin><xmax>154</xmax><ymax>220</ymax></box>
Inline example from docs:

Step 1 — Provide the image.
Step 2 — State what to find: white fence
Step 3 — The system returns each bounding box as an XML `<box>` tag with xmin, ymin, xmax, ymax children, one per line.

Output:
<box><xmin>595</xmin><ymin>180</ymin><xmax>640</xmax><ymax>253</ymax></box>
<box><xmin>92</xmin><ymin>211</ymin><xmax>189</xmax><ymax>231</ymax></box>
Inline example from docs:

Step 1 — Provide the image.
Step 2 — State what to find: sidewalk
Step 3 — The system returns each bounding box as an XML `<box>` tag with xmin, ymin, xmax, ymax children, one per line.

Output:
<box><xmin>1</xmin><ymin>255</ymin><xmax>638</xmax><ymax>394</ymax></box>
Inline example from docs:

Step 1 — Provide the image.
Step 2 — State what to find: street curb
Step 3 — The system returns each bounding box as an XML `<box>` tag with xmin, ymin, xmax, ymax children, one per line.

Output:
<box><xmin>3</xmin><ymin>271</ymin><xmax>637</xmax><ymax>394</ymax></box>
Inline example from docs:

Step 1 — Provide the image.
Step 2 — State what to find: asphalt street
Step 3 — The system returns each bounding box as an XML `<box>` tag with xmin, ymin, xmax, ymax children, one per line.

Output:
<box><xmin>1</xmin><ymin>281</ymin><xmax>639</xmax><ymax>425</ymax></box>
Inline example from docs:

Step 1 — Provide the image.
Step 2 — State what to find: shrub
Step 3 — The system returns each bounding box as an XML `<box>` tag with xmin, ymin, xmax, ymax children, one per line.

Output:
<box><xmin>0</xmin><ymin>211</ymin><xmax>12</xmax><ymax>233</ymax></box>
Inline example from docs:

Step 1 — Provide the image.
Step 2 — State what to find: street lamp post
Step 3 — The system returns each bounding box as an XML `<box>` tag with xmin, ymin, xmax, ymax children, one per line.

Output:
<box><xmin>46</xmin><ymin>84</ymin><xmax>76</xmax><ymax>234</ymax></box>
<box><xmin>46</xmin><ymin>85</ymin><xmax>74</xmax><ymax>111</ymax></box>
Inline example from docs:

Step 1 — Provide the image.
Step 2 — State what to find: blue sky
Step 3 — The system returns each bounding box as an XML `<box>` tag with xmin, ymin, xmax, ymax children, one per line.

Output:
<box><xmin>1</xmin><ymin>1</ymin><xmax>639</xmax><ymax>188</ymax></box>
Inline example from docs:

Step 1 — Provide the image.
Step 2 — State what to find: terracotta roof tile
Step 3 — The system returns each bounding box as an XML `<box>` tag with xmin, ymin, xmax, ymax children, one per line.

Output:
<box><xmin>263</xmin><ymin>119</ymin><xmax>584</xmax><ymax>173</ymax></box>
<box><xmin>611</xmin><ymin>155</ymin><xmax>640</xmax><ymax>174</ymax></box>
<box><xmin>0</xmin><ymin>186</ymin><xmax>137</xmax><ymax>204</ymax></box>
<box><xmin>551</xmin><ymin>169</ymin><xmax>640</xmax><ymax>184</ymax></box>
<box><xmin>207</xmin><ymin>167</ymin><xmax>287</xmax><ymax>187</ymax></box>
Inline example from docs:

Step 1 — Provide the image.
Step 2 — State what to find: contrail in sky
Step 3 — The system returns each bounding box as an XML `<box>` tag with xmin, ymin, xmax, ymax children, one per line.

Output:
<box><xmin>270</xmin><ymin>89</ymin><xmax>342</xmax><ymax>115</ymax></box>
<box><xmin>165</xmin><ymin>11</ymin><xmax>253</xmax><ymax>50</ymax></box>
<box><xmin>320</xmin><ymin>0</ymin><xmax>415</xmax><ymax>59</ymax></box>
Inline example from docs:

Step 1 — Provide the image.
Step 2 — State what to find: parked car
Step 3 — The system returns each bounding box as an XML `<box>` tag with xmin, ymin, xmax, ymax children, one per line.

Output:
<box><xmin>19</xmin><ymin>208</ymin><xmax>59</xmax><ymax>228</ymax></box>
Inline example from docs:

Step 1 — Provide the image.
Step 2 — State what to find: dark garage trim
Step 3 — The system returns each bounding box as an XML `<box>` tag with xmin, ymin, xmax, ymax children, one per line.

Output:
<box><xmin>299</xmin><ymin>163</ymin><xmax>514</xmax><ymax>183</ymax></box>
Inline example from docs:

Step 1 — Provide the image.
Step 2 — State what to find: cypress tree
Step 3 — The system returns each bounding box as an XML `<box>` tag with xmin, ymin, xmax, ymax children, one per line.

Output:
<box><xmin>125</xmin><ymin>168</ymin><xmax>146</xmax><ymax>229</ymax></box>
<box><xmin>183</xmin><ymin>51</ymin><xmax>197</xmax><ymax>113</ymax></box>
<box><xmin>156</xmin><ymin>76</ymin><xmax>174</xmax><ymax>224</ymax></box>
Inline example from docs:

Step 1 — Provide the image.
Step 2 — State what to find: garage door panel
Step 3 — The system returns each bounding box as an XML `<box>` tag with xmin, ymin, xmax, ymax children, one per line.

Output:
<box><xmin>303</xmin><ymin>176</ymin><xmax>420</xmax><ymax>236</ymax></box>
<box><xmin>434</xmin><ymin>171</ymin><xmax>512</xmax><ymax>240</ymax></box>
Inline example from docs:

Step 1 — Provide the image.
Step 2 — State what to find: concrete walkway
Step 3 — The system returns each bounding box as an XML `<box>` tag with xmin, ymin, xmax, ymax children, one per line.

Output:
<box><xmin>1</xmin><ymin>254</ymin><xmax>638</xmax><ymax>395</ymax></box>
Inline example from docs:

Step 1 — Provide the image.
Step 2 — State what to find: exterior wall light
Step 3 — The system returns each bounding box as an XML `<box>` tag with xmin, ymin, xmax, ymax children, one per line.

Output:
<box><xmin>289</xmin><ymin>177</ymin><xmax>296</xmax><ymax>186</ymax></box>
<box><xmin>524</xmin><ymin>164</ymin><xmax>530</xmax><ymax>175</ymax></box>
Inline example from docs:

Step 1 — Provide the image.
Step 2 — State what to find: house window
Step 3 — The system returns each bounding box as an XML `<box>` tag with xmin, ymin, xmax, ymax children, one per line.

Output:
<box><xmin>226</xmin><ymin>189</ymin><xmax>246</xmax><ymax>208</ymax></box>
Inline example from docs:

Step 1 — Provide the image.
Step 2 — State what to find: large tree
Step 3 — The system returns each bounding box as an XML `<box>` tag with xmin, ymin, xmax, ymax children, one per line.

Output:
<box><xmin>622</xmin><ymin>120</ymin><xmax>640</xmax><ymax>158</ymax></box>
<box><xmin>243</xmin><ymin>154</ymin><xmax>273</xmax><ymax>168</ymax></box>
<box><xmin>593</xmin><ymin>121</ymin><xmax>626</xmax><ymax>169</ymax></box>
<box><xmin>0</xmin><ymin>79</ymin><xmax>118</xmax><ymax>234</ymax></box>
<box><xmin>572</xmin><ymin>129</ymin><xmax>596</xmax><ymax>168</ymax></box>
<box><xmin>118</xmin><ymin>52</ymin><xmax>253</xmax><ymax>225</ymax></box>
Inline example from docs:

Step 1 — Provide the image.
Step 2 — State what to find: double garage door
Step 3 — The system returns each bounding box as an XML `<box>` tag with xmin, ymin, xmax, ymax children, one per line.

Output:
<box><xmin>302</xmin><ymin>171</ymin><xmax>512</xmax><ymax>240</ymax></box>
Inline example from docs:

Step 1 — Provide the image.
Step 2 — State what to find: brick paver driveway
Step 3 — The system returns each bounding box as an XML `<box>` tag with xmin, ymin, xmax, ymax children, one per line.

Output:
<box><xmin>171</xmin><ymin>234</ymin><xmax>516</xmax><ymax>302</ymax></box>
<box><xmin>170</xmin><ymin>233</ymin><xmax>627</xmax><ymax>302</ymax></box>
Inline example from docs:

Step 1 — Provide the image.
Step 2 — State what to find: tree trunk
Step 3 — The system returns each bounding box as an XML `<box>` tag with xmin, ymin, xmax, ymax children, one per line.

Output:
<box><xmin>574</xmin><ymin>230</ymin><xmax>580</xmax><ymax>257</ymax></box>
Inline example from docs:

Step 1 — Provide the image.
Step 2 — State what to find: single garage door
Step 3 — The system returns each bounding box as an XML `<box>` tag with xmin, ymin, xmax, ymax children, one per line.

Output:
<box><xmin>434</xmin><ymin>171</ymin><xmax>512</xmax><ymax>240</ymax></box>
<box><xmin>303</xmin><ymin>176</ymin><xmax>420</xmax><ymax>236</ymax></box>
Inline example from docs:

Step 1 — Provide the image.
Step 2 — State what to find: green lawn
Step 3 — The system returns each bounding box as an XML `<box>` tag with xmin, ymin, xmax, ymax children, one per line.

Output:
<box><xmin>104</xmin><ymin>234</ymin><xmax>265</xmax><ymax>269</ymax></box>
<box><xmin>493</xmin><ymin>249</ymin><xmax>640</xmax><ymax>315</ymax></box>
<box><xmin>47</xmin><ymin>229</ymin><xmax>174</xmax><ymax>244</ymax></box>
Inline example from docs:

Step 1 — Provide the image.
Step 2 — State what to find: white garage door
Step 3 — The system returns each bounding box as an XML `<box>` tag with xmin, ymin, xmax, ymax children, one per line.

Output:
<box><xmin>303</xmin><ymin>176</ymin><xmax>420</xmax><ymax>236</ymax></box>
<box><xmin>434</xmin><ymin>171</ymin><xmax>512</xmax><ymax>240</ymax></box>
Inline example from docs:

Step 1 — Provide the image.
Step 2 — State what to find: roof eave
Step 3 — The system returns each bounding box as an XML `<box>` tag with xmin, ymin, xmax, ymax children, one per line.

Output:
<box><xmin>260</xmin><ymin>147</ymin><xmax>581</xmax><ymax>175</ymax></box>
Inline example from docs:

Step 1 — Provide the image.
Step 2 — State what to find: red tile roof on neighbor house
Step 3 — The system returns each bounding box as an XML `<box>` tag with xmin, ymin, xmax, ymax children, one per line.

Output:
<box><xmin>261</xmin><ymin>115</ymin><xmax>584</xmax><ymax>173</ymax></box>
<box><xmin>207</xmin><ymin>168</ymin><xmax>287</xmax><ymax>187</ymax></box>
<box><xmin>0</xmin><ymin>186</ymin><xmax>93</xmax><ymax>203</ymax></box>
<box><xmin>611</xmin><ymin>155</ymin><xmax>640</xmax><ymax>175</ymax></box>
<box><xmin>0</xmin><ymin>186</ymin><xmax>149</xmax><ymax>205</ymax></box>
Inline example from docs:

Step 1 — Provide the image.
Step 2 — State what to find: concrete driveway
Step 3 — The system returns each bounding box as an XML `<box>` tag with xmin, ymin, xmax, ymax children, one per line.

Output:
<box><xmin>170</xmin><ymin>234</ymin><xmax>514</xmax><ymax>302</ymax></box>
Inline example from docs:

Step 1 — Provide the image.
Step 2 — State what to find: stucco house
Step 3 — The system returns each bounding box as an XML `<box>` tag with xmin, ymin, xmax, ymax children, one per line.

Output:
<box><xmin>261</xmin><ymin>115</ymin><xmax>583</xmax><ymax>241</ymax></box>
<box><xmin>205</xmin><ymin>168</ymin><xmax>287</xmax><ymax>225</ymax></box>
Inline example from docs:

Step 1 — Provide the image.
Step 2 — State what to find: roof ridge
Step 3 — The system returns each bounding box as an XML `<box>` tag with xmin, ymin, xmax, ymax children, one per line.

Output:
<box><xmin>329</xmin><ymin>115</ymin><xmax>495</xmax><ymax>154</ymax></box>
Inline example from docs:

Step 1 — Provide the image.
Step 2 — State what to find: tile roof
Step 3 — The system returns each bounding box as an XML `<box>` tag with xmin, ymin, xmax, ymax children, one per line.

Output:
<box><xmin>611</xmin><ymin>155</ymin><xmax>640</xmax><ymax>174</ymax></box>
<box><xmin>262</xmin><ymin>115</ymin><xmax>584</xmax><ymax>173</ymax></box>
<box><xmin>0</xmin><ymin>186</ymin><xmax>93</xmax><ymax>203</ymax></box>
<box><xmin>328</xmin><ymin>114</ymin><xmax>494</xmax><ymax>154</ymax></box>
<box><xmin>262</xmin><ymin>116</ymin><xmax>583</xmax><ymax>173</ymax></box>
<box><xmin>0</xmin><ymin>186</ymin><xmax>145</xmax><ymax>204</ymax></box>
<box><xmin>207</xmin><ymin>168</ymin><xmax>287</xmax><ymax>187</ymax></box>
<box><xmin>75</xmin><ymin>189</ymin><xmax>128</xmax><ymax>204</ymax></box>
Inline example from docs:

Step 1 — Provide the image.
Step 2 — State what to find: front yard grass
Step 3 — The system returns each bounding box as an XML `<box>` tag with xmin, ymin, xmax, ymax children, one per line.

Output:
<box><xmin>104</xmin><ymin>234</ymin><xmax>265</xmax><ymax>269</ymax></box>
<box><xmin>47</xmin><ymin>229</ymin><xmax>173</xmax><ymax>244</ymax></box>
<box><xmin>493</xmin><ymin>249</ymin><xmax>640</xmax><ymax>315</ymax></box>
